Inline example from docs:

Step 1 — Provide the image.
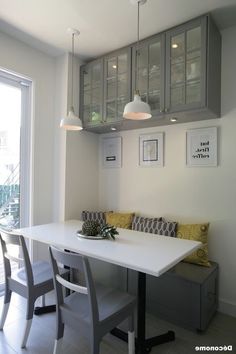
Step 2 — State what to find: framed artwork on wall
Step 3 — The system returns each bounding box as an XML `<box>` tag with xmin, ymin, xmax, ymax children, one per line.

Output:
<box><xmin>102</xmin><ymin>136</ymin><xmax>122</xmax><ymax>168</ymax></box>
<box><xmin>186</xmin><ymin>127</ymin><xmax>218</xmax><ymax>167</ymax></box>
<box><xmin>139</xmin><ymin>132</ymin><xmax>164</xmax><ymax>167</ymax></box>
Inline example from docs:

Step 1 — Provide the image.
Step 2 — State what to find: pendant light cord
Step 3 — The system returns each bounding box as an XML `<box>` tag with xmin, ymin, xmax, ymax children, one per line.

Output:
<box><xmin>71</xmin><ymin>32</ymin><xmax>75</xmax><ymax>110</ymax></box>
<box><xmin>137</xmin><ymin>1</ymin><xmax>140</xmax><ymax>49</ymax></box>
<box><xmin>135</xmin><ymin>1</ymin><xmax>140</xmax><ymax>95</ymax></box>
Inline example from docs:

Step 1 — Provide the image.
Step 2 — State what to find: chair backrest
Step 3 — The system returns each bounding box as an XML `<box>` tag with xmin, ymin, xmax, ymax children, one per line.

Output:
<box><xmin>49</xmin><ymin>246</ymin><xmax>99</xmax><ymax>325</ymax></box>
<box><xmin>0</xmin><ymin>229</ymin><xmax>33</xmax><ymax>286</ymax></box>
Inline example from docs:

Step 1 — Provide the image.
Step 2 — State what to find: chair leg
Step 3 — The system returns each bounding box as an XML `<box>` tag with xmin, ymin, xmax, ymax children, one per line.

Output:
<box><xmin>21</xmin><ymin>319</ymin><xmax>33</xmax><ymax>348</ymax></box>
<box><xmin>0</xmin><ymin>302</ymin><xmax>10</xmax><ymax>330</ymax></box>
<box><xmin>128</xmin><ymin>331</ymin><xmax>135</xmax><ymax>354</ymax></box>
<box><xmin>128</xmin><ymin>313</ymin><xmax>135</xmax><ymax>354</ymax></box>
<box><xmin>53</xmin><ymin>338</ymin><xmax>63</xmax><ymax>354</ymax></box>
<box><xmin>0</xmin><ymin>290</ymin><xmax>12</xmax><ymax>330</ymax></box>
<box><xmin>21</xmin><ymin>297</ymin><xmax>34</xmax><ymax>348</ymax></box>
<box><xmin>91</xmin><ymin>338</ymin><xmax>100</xmax><ymax>354</ymax></box>
<box><xmin>41</xmin><ymin>294</ymin><xmax>46</xmax><ymax>307</ymax></box>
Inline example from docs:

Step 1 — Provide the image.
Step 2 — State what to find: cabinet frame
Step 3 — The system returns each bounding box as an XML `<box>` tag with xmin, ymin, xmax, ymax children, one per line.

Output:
<box><xmin>80</xmin><ymin>14</ymin><xmax>221</xmax><ymax>133</ymax></box>
<box><xmin>103</xmin><ymin>46</ymin><xmax>132</xmax><ymax>125</ymax></box>
<box><xmin>131</xmin><ymin>33</ymin><xmax>166</xmax><ymax>118</ymax></box>
<box><xmin>165</xmin><ymin>16</ymin><xmax>207</xmax><ymax>113</ymax></box>
<box><xmin>80</xmin><ymin>57</ymin><xmax>104</xmax><ymax>128</ymax></box>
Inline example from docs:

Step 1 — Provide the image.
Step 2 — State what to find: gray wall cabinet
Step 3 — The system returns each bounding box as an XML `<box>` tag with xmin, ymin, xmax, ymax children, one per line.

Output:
<box><xmin>80</xmin><ymin>14</ymin><xmax>221</xmax><ymax>133</ymax></box>
<box><xmin>164</xmin><ymin>16</ymin><xmax>221</xmax><ymax>123</ymax></box>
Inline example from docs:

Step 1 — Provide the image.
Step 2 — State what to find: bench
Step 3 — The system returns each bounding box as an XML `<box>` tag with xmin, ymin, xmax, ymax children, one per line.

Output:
<box><xmin>128</xmin><ymin>261</ymin><xmax>218</xmax><ymax>331</ymax></box>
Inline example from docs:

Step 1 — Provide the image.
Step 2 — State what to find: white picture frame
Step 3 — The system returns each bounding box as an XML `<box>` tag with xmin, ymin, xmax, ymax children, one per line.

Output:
<box><xmin>102</xmin><ymin>136</ymin><xmax>122</xmax><ymax>168</ymax></box>
<box><xmin>186</xmin><ymin>127</ymin><xmax>218</xmax><ymax>167</ymax></box>
<box><xmin>139</xmin><ymin>132</ymin><xmax>164</xmax><ymax>167</ymax></box>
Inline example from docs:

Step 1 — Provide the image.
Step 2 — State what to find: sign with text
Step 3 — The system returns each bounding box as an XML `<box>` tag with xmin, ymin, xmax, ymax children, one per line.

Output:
<box><xmin>186</xmin><ymin>127</ymin><xmax>218</xmax><ymax>167</ymax></box>
<box><xmin>102</xmin><ymin>136</ymin><xmax>122</xmax><ymax>168</ymax></box>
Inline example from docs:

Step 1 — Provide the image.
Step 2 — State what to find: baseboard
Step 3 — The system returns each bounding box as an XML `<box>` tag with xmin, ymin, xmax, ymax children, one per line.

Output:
<box><xmin>218</xmin><ymin>298</ymin><xmax>236</xmax><ymax>318</ymax></box>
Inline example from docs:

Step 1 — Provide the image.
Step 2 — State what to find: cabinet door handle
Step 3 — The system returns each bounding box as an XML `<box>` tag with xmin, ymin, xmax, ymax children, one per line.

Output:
<box><xmin>160</xmin><ymin>108</ymin><xmax>164</xmax><ymax>113</ymax></box>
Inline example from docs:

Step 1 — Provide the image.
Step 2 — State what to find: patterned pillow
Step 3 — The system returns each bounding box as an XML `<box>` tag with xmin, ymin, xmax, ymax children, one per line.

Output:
<box><xmin>81</xmin><ymin>211</ymin><xmax>107</xmax><ymax>226</ymax></box>
<box><xmin>105</xmin><ymin>212</ymin><xmax>134</xmax><ymax>229</ymax></box>
<box><xmin>132</xmin><ymin>216</ymin><xmax>177</xmax><ymax>237</ymax></box>
<box><xmin>132</xmin><ymin>216</ymin><xmax>163</xmax><ymax>232</ymax></box>
<box><xmin>177</xmin><ymin>223</ymin><xmax>210</xmax><ymax>267</ymax></box>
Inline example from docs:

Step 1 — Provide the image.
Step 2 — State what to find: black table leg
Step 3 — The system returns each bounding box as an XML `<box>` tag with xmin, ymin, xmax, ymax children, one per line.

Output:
<box><xmin>111</xmin><ymin>271</ymin><xmax>175</xmax><ymax>353</ymax></box>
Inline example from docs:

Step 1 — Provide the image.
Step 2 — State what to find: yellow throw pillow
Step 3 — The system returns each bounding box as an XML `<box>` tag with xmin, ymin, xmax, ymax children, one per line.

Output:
<box><xmin>177</xmin><ymin>223</ymin><xmax>211</xmax><ymax>267</ymax></box>
<box><xmin>105</xmin><ymin>212</ymin><xmax>134</xmax><ymax>229</ymax></box>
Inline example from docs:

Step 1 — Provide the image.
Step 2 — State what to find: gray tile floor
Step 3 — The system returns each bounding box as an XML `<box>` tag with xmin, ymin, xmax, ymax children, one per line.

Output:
<box><xmin>0</xmin><ymin>292</ymin><xmax>236</xmax><ymax>354</ymax></box>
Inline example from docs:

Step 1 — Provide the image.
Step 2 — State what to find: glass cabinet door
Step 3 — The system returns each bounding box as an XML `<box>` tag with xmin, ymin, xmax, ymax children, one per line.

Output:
<box><xmin>80</xmin><ymin>59</ymin><xmax>103</xmax><ymax>127</ymax></box>
<box><xmin>166</xmin><ymin>17</ymin><xmax>206</xmax><ymax>112</ymax></box>
<box><xmin>104</xmin><ymin>49</ymin><xmax>131</xmax><ymax>123</ymax></box>
<box><xmin>132</xmin><ymin>34</ymin><xmax>164</xmax><ymax>116</ymax></box>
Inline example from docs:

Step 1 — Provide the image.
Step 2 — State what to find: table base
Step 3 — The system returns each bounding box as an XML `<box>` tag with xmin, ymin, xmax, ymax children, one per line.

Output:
<box><xmin>111</xmin><ymin>328</ymin><xmax>175</xmax><ymax>353</ymax></box>
<box><xmin>34</xmin><ymin>305</ymin><xmax>56</xmax><ymax>315</ymax></box>
<box><xmin>111</xmin><ymin>271</ymin><xmax>175</xmax><ymax>353</ymax></box>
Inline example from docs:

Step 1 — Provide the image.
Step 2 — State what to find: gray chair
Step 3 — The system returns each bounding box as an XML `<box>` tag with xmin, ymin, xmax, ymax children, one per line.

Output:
<box><xmin>0</xmin><ymin>229</ymin><xmax>56</xmax><ymax>348</ymax></box>
<box><xmin>49</xmin><ymin>246</ymin><xmax>136</xmax><ymax>354</ymax></box>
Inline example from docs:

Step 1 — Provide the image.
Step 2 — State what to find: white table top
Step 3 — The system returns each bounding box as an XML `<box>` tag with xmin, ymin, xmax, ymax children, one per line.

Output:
<box><xmin>16</xmin><ymin>220</ymin><xmax>201</xmax><ymax>277</ymax></box>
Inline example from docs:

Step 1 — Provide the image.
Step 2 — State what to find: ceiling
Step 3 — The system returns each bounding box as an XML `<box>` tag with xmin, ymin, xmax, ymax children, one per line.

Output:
<box><xmin>0</xmin><ymin>0</ymin><xmax>236</xmax><ymax>60</ymax></box>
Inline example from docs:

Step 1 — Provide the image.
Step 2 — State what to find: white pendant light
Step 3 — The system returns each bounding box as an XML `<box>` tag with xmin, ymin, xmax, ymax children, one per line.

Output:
<box><xmin>60</xmin><ymin>28</ymin><xmax>83</xmax><ymax>131</ymax></box>
<box><xmin>123</xmin><ymin>0</ymin><xmax>152</xmax><ymax>120</ymax></box>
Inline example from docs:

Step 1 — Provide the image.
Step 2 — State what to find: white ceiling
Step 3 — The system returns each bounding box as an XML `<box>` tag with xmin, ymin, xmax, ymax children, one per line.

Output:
<box><xmin>0</xmin><ymin>0</ymin><xmax>236</xmax><ymax>60</ymax></box>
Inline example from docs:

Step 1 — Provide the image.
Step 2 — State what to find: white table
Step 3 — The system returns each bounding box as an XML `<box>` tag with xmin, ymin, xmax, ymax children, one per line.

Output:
<box><xmin>16</xmin><ymin>220</ymin><xmax>201</xmax><ymax>353</ymax></box>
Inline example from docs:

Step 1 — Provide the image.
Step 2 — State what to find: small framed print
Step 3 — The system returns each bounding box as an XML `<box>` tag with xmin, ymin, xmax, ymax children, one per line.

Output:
<box><xmin>186</xmin><ymin>127</ymin><xmax>218</xmax><ymax>167</ymax></box>
<box><xmin>102</xmin><ymin>136</ymin><xmax>122</xmax><ymax>168</ymax></box>
<box><xmin>139</xmin><ymin>132</ymin><xmax>164</xmax><ymax>167</ymax></box>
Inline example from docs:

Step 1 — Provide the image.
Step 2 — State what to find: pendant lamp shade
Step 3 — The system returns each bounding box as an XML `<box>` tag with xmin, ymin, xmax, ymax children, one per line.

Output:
<box><xmin>123</xmin><ymin>92</ymin><xmax>151</xmax><ymax>120</ymax></box>
<box><xmin>60</xmin><ymin>107</ymin><xmax>83</xmax><ymax>130</ymax></box>
<box><xmin>123</xmin><ymin>0</ymin><xmax>151</xmax><ymax>120</ymax></box>
<box><xmin>60</xmin><ymin>28</ymin><xmax>83</xmax><ymax>131</ymax></box>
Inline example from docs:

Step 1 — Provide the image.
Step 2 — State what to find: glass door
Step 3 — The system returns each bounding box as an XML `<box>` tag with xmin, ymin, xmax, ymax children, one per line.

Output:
<box><xmin>104</xmin><ymin>48</ymin><xmax>131</xmax><ymax>124</ymax></box>
<box><xmin>81</xmin><ymin>59</ymin><xmax>103</xmax><ymax>127</ymax></box>
<box><xmin>0</xmin><ymin>71</ymin><xmax>31</xmax><ymax>292</ymax></box>
<box><xmin>165</xmin><ymin>17</ymin><xmax>207</xmax><ymax>113</ymax></box>
<box><xmin>132</xmin><ymin>34</ymin><xmax>165</xmax><ymax>117</ymax></box>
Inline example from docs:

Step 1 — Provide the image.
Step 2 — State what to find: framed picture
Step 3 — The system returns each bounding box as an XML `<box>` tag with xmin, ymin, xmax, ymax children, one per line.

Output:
<box><xmin>139</xmin><ymin>132</ymin><xmax>164</xmax><ymax>167</ymax></box>
<box><xmin>186</xmin><ymin>127</ymin><xmax>218</xmax><ymax>167</ymax></box>
<box><xmin>102</xmin><ymin>136</ymin><xmax>122</xmax><ymax>168</ymax></box>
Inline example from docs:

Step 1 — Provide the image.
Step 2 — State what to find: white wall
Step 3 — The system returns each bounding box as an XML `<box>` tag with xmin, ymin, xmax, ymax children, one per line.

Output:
<box><xmin>53</xmin><ymin>54</ymin><xmax>68</xmax><ymax>222</ymax></box>
<box><xmin>64</xmin><ymin>54</ymin><xmax>99</xmax><ymax>220</ymax></box>
<box><xmin>0</xmin><ymin>31</ymin><xmax>57</xmax><ymax>261</ymax></box>
<box><xmin>98</xmin><ymin>26</ymin><xmax>236</xmax><ymax>316</ymax></box>
<box><xmin>0</xmin><ymin>31</ymin><xmax>99</xmax><ymax>261</ymax></box>
<box><xmin>0</xmin><ymin>31</ymin><xmax>55</xmax><ymax>226</ymax></box>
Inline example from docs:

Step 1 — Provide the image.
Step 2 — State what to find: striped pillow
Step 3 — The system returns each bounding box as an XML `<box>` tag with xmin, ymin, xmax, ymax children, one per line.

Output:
<box><xmin>81</xmin><ymin>211</ymin><xmax>107</xmax><ymax>226</ymax></box>
<box><xmin>132</xmin><ymin>216</ymin><xmax>177</xmax><ymax>237</ymax></box>
<box><xmin>132</xmin><ymin>216</ymin><xmax>163</xmax><ymax>232</ymax></box>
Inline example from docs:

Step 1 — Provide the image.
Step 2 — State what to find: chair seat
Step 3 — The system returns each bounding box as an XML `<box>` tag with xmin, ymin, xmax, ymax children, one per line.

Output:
<box><xmin>61</xmin><ymin>283</ymin><xmax>136</xmax><ymax>325</ymax></box>
<box><xmin>11</xmin><ymin>261</ymin><xmax>68</xmax><ymax>286</ymax></box>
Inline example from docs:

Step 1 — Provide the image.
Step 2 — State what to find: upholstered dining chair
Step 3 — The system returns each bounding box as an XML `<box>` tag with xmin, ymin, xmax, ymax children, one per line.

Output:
<box><xmin>49</xmin><ymin>246</ymin><xmax>136</xmax><ymax>354</ymax></box>
<box><xmin>0</xmin><ymin>229</ymin><xmax>64</xmax><ymax>348</ymax></box>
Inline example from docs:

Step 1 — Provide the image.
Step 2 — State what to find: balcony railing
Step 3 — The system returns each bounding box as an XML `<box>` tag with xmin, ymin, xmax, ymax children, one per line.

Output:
<box><xmin>0</xmin><ymin>164</ymin><xmax>20</xmax><ymax>229</ymax></box>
